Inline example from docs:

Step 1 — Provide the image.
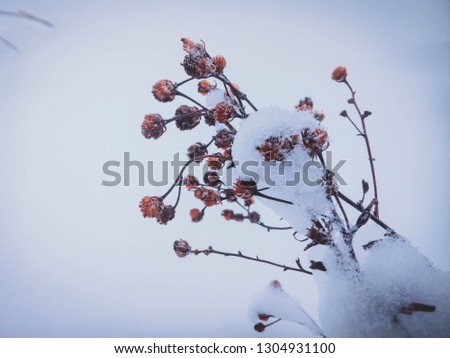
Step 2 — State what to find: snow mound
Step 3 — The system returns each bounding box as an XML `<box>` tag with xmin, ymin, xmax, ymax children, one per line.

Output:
<box><xmin>232</xmin><ymin>107</ymin><xmax>332</xmax><ymax>234</ymax></box>
<box><xmin>249</xmin><ymin>280</ymin><xmax>326</xmax><ymax>337</ymax></box>
<box><xmin>317</xmin><ymin>238</ymin><xmax>450</xmax><ymax>337</ymax></box>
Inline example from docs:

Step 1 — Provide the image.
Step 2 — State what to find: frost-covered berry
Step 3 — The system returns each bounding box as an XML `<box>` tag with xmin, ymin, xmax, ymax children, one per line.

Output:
<box><xmin>183</xmin><ymin>175</ymin><xmax>199</xmax><ymax>190</ymax></box>
<box><xmin>222</xmin><ymin>209</ymin><xmax>234</xmax><ymax>221</ymax></box>
<box><xmin>248</xmin><ymin>211</ymin><xmax>261</xmax><ymax>223</ymax></box>
<box><xmin>182</xmin><ymin>43</ymin><xmax>216</xmax><ymax>79</ymax></box>
<box><xmin>301</xmin><ymin>127</ymin><xmax>329</xmax><ymax>157</ymax></box>
<box><xmin>212</xmin><ymin>55</ymin><xmax>227</xmax><ymax>73</ymax></box>
<box><xmin>222</xmin><ymin>189</ymin><xmax>236</xmax><ymax>202</ymax></box>
<box><xmin>332</xmin><ymin>66</ymin><xmax>348</xmax><ymax>82</ymax></box>
<box><xmin>152</xmin><ymin>80</ymin><xmax>177</xmax><ymax>102</ymax></box>
<box><xmin>157</xmin><ymin>205</ymin><xmax>176</xmax><ymax>225</ymax></box>
<box><xmin>233</xmin><ymin>179</ymin><xmax>258</xmax><ymax>199</ymax></box>
<box><xmin>139</xmin><ymin>196</ymin><xmax>164</xmax><ymax>218</ymax></box>
<box><xmin>214</xmin><ymin>129</ymin><xmax>235</xmax><ymax>149</ymax></box>
<box><xmin>213</xmin><ymin>102</ymin><xmax>236</xmax><ymax>123</ymax></box>
<box><xmin>203</xmin><ymin>171</ymin><xmax>220</xmax><ymax>187</ymax></box>
<box><xmin>194</xmin><ymin>188</ymin><xmax>221</xmax><ymax>207</ymax></box>
<box><xmin>187</xmin><ymin>142</ymin><xmax>208</xmax><ymax>163</ymax></box>
<box><xmin>141</xmin><ymin>114</ymin><xmax>166</xmax><ymax>140</ymax></box>
<box><xmin>189</xmin><ymin>208</ymin><xmax>204</xmax><ymax>222</ymax></box>
<box><xmin>207</xmin><ymin>153</ymin><xmax>225</xmax><ymax>170</ymax></box>
<box><xmin>181</xmin><ymin>38</ymin><xmax>196</xmax><ymax>53</ymax></box>
<box><xmin>198</xmin><ymin>79</ymin><xmax>216</xmax><ymax>96</ymax></box>
<box><xmin>295</xmin><ymin>97</ymin><xmax>314</xmax><ymax>111</ymax></box>
<box><xmin>174</xmin><ymin>105</ymin><xmax>201</xmax><ymax>131</ymax></box>
<box><xmin>173</xmin><ymin>239</ymin><xmax>191</xmax><ymax>258</ymax></box>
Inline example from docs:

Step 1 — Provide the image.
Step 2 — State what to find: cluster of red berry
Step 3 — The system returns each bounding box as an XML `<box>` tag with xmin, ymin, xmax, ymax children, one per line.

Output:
<box><xmin>139</xmin><ymin>38</ymin><xmax>333</xmax><ymax>234</ymax></box>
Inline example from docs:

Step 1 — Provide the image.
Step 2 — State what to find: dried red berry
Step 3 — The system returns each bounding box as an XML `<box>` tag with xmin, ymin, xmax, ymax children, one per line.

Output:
<box><xmin>254</xmin><ymin>323</ymin><xmax>265</xmax><ymax>333</ymax></box>
<box><xmin>256</xmin><ymin>136</ymin><xmax>298</xmax><ymax>161</ymax></box>
<box><xmin>203</xmin><ymin>111</ymin><xmax>216</xmax><ymax>126</ymax></box>
<box><xmin>223</xmin><ymin>149</ymin><xmax>232</xmax><ymax>159</ymax></box>
<box><xmin>181</xmin><ymin>38</ymin><xmax>196</xmax><ymax>53</ymax></box>
<box><xmin>139</xmin><ymin>196</ymin><xmax>164</xmax><ymax>218</ymax></box>
<box><xmin>295</xmin><ymin>97</ymin><xmax>314</xmax><ymax>111</ymax></box>
<box><xmin>203</xmin><ymin>171</ymin><xmax>220</xmax><ymax>187</ymax></box>
<box><xmin>332</xmin><ymin>66</ymin><xmax>348</xmax><ymax>82</ymax></box>
<box><xmin>141</xmin><ymin>114</ymin><xmax>166</xmax><ymax>140</ymax></box>
<box><xmin>248</xmin><ymin>211</ymin><xmax>261</xmax><ymax>223</ymax></box>
<box><xmin>183</xmin><ymin>175</ymin><xmax>199</xmax><ymax>190</ymax></box>
<box><xmin>222</xmin><ymin>189</ymin><xmax>236</xmax><ymax>202</ymax></box>
<box><xmin>222</xmin><ymin>209</ymin><xmax>235</xmax><ymax>221</ymax></box>
<box><xmin>212</xmin><ymin>55</ymin><xmax>227</xmax><ymax>73</ymax></box>
<box><xmin>234</xmin><ymin>213</ymin><xmax>244</xmax><ymax>222</ymax></box>
<box><xmin>183</xmin><ymin>48</ymin><xmax>216</xmax><ymax>79</ymax></box>
<box><xmin>207</xmin><ymin>153</ymin><xmax>225</xmax><ymax>170</ymax></box>
<box><xmin>313</xmin><ymin>110</ymin><xmax>326</xmax><ymax>122</ymax></box>
<box><xmin>189</xmin><ymin>208</ymin><xmax>204</xmax><ymax>222</ymax></box>
<box><xmin>157</xmin><ymin>205</ymin><xmax>176</xmax><ymax>225</ymax></box>
<box><xmin>194</xmin><ymin>187</ymin><xmax>207</xmax><ymax>199</ymax></box>
<box><xmin>152</xmin><ymin>80</ymin><xmax>177</xmax><ymax>102</ymax></box>
<box><xmin>173</xmin><ymin>239</ymin><xmax>191</xmax><ymax>258</ymax></box>
<box><xmin>187</xmin><ymin>142</ymin><xmax>208</xmax><ymax>163</ymax></box>
<box><xmin>175</xmin><ymin>105</ymin><xmax>201</xmax><ymax>131</ymax></box>
<box><xmin>233</xmin><ymin>179</ymin><xmax>257</xmax><ymax>199</ymax></box>
<box><xmin>301</xmin><ymin>127</ymin><xmax>329</xmax><ymax>156</ymax></box>
<box><xmin>214</xmin><ymin>129</ymin><xmax>235</xmax><ymax>149</ymax></box>
<box><xmin>198</xmin><ymin>79</ymin><xmax>216</xmax><ymax>95</ymax></box>
<box><xmin>194</xmin><ymin>187</ymin><xmax>221</xmax><ymax>206</ymax></box>
<box><xmin>257</xmin><ymin>313</ymin><xmax>272</xmax><ymax>321</ymax></box>
<box><xmin>213</xmin><ymin>102</ymin><xmax>236</xmax><ymax>123</ymax></box>
<box><xmin>244</xmin><ymin>197</ymin><xmax>254</xmax><ymax>206</ymax></box>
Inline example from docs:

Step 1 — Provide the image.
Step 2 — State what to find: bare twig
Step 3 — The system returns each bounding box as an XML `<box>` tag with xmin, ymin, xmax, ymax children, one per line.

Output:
<box><xmin>343</xmin><ymin>79</ymin><xmax>379</xmax><ymax>218</ymax></box>
<box><xmin>192</xmin><ymin>246</ymin><xmax>312</xmax><ymax>275</ymax></box>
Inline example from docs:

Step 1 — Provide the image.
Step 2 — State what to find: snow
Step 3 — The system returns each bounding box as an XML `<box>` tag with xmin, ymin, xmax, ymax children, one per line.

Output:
<box><xmin>231</xmin><ymin>108</ymin><xmax>450</xmax><ymax>337</ymax></box>
<box><xmin>249</xmin><ymin>280</ymin><xmax>326</xmax><ymax>337</ymax></box>
<box><xmin>232</xmin><ymin>107</ymin><xmax>332</xmax><ymax>234</ymax></box>
<box><xmin>205</xmin><ymin>88</ymin><xmax>227</xmax><ymax>107</ymax></box>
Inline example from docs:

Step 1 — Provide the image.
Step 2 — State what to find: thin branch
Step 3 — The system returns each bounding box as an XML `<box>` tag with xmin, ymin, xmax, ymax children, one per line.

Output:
<box><xmin>234</xmin><ymin>199</ymin><xmax>293</xmax><ymax>231</ymax></box>
<box><xmin>192</xmin><ymin>246</ymin><xmax>312</xmax><ymax>275</ymax></box>
<box><xmin>0</xmin><ymin>9</ymin><xmax>53</xmax><ymax>27</ymax></box>
<box><xmin>175</xmin><ymin>77</ymin><xmax>194</xmax><ymax>87</ymax></box>
<box><xmin>254</xmin><ymin>191</ymin><xmax>293</xmax><ymax>205</ymax></box>
<box><xmin>161</xmin><ymin>159</ymin><xmax>194</xmax><ymax>200</ymax></box>
<box><xmin>176</xmin><ymin>91</ymin><xmax>209</xmax><ymax>110</ymax></box>
<box><xmin>214</xmin><ymin>73</ymin><xmax>258</xmax><ymax>112</ymax></box>
<box><xmin>0</xmin><ymin>36</ymin><xmax>19</xmax><ymax>51</ymax></box>
<box><xmin>341</xmin><ymin>111</ymin><xmax>364</xmax><ymax>136</ymax></box>
<box><xmin>337</xmin><ymin>191</ymin><xmax>395</xmax><ymax>235</ymax></box>
<box><xmin>343</xmin><ymin>79</ymin><xmax>379</xmax><ymax>218</ymax></box>
<box><xmin>173</xmin><ymin>179</ymin><xmax>183</xmax><ymax>208</ymax></box>
<box><xmin>164</xmin><ymin>109</ymin><xmax>208</xmax><ymax>124</ymax></box>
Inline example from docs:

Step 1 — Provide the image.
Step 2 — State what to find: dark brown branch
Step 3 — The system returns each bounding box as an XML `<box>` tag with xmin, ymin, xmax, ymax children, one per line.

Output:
<box><xmin>176</xmin><ymin>91</ymin><xmax>209</xmax><ymax>110</ymax></box>
<box><xmin>175</xmin><ymin>77</ymin><xmax>194</xmax><ymax>87</ymax></box>
<box><xmin>164</xmin><ymin>109</ymin><xmax>208</xmax><ymax>124</ymax></box>
<box><xmin>343</xmin><ymin>79</ymin><xmax>379</xmax><ymax>218</ymax></box>
<box><xmin>192</xmin><ymin>246</ymin><xmax>312</xmax><ymax>275</ymax></box>
<box><xmin>0</xmin><ymin>9</ymin><xmax>53</xmax><ymax>27</ymax></box>
<box><xmin>337</xmin><ymin>191</ymin><xmax>396</xmax><ymax>235</ymax></box>
<box><xmin>233</xmin><ymin>200</ymin><xmax>293</xmax><ymax>231</ymax></box>
<box><xmin>0</xmin><ymin>36</ymin><xmax>18</xmax><ymax>51</ymax></box>
<box><xmin>400</xmin><ymin>303</ymin><xmax>436</xmax><ymax>315</ymax></box>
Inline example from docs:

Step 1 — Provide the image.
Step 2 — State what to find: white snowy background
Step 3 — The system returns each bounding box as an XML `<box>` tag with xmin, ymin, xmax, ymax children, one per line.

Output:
<box><xmin>0</xmin><ymin>0</ymin><xmax>449</xmax><ymax>337</ymax></box>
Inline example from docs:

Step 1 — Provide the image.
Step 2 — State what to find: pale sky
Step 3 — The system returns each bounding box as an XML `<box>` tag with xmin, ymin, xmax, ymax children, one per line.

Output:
<box><xmin>0</xmin><ymin>0</ymin><xmax>449</xmax><ymax>337</ymax></box>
